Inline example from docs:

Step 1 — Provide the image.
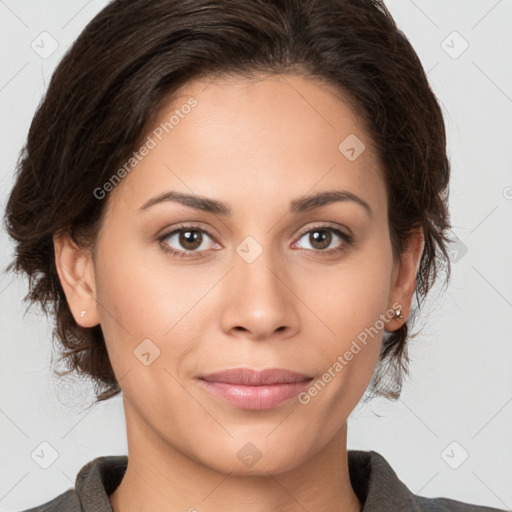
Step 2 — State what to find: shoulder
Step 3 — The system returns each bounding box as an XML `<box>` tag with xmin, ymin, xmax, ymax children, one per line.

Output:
<box><xmin>17</xmin><ymin>455</ymin><xmax>127</xmax><ymax>512</ymax></box>
<box><xmin>415</xmin><ymin>494</ymin><xmax>507</xmax><ymax>511</ymax></box>
<box><xmin>348</xmin><ymin>449</ymin><xmax>506</xmax><ymax>512</ymax></box>
<box><xmin>18</xmin><ymin>489</ymin><xmax>80</xmax><ymax>512</ymax></box>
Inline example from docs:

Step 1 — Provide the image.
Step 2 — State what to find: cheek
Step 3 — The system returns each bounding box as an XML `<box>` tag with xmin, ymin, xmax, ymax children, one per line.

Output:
<box><xmin>302</xmin><ymin>249</ymin><xmax>393</xmax><ymax>341</ymax></box>
<box><xmin>94</xmin><ymin>229</ymin><xmax>207</xmax><ymax>336</ymax></box>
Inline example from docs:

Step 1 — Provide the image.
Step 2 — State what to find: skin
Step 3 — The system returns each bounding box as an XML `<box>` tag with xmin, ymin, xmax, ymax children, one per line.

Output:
<box><xmin>54</xmin><ymin>73</ymin><xmax>423</xmax><ymax>512</ymax></box>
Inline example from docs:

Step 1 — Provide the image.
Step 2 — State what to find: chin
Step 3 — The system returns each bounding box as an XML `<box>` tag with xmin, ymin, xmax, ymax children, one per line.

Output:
<box><xmin>193</xmin><ymin>438</ymin><xmax>312</xmax><ymax>477</ymax></box>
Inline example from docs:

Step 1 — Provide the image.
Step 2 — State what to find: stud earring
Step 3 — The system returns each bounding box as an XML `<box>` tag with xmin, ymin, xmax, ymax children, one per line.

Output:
<box><xmin>393</xmin><ymin>308</ymin><xmax>403</xmax><ymax>320</ymax></box>
<box><xmin>80</xmin><ymin>310</ymin><xmax>86</xmax><ymax>318</ymax></box>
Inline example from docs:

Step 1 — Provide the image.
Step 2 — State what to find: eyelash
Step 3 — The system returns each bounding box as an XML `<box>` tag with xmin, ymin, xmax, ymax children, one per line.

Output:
<box><xmin>157</xmin><ymin>222</ymin><xmax>353</xmax><ymax>259</ymax></box>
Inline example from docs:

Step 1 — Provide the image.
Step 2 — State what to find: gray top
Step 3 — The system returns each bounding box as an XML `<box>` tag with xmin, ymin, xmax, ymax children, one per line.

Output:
<box><xmin>20</xmin><ymin>450</ymin><xmax>506</xmax><ymax>511</ymax></box>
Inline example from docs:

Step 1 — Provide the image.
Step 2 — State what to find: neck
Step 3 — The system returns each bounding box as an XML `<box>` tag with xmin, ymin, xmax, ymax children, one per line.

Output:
<box><xmin>109</xmin><ymin>399</ymin><xmax>362</xmax><ymax>512</ymax></box>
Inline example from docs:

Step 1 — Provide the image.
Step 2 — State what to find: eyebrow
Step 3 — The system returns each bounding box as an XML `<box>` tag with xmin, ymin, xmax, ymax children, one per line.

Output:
<box><xmin>139</xmin><ymin>189</ymin><xmax>372</xmax><ymax>218</ymax></box>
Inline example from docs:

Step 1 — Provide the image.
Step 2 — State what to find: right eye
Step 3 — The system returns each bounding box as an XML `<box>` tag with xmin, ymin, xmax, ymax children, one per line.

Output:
<box><xmin>158</xmin><ymin>224</ymin><xmax>220</xmax><ymax>258</ymax></box>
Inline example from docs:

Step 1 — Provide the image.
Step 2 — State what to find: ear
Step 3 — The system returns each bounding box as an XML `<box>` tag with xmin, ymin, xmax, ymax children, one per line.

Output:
<box><xmin>385</xmin><ymin>227</ymin><xmax>424</xmax><ymax>332</ymax></box>
<box><xmin>53</xmin><ymin>231</ymin><xmax>100</xmax><ymax>328</ymax></box>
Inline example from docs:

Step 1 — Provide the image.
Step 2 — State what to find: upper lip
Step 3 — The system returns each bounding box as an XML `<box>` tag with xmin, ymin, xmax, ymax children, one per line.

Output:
<box><xmin>198</xmin><ymin>368</ymin><xmax>313</xmax><ymax>385</ymax></box>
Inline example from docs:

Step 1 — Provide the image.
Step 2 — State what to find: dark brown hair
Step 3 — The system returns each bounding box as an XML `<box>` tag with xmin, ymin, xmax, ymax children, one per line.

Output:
<box><xmin>4</xmin><ymin>0</ymin><xmax>451</xmax><ymax>404</ymax></box>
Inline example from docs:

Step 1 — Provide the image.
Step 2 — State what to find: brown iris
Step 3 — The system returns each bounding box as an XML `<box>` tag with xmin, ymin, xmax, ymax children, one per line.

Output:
<box><xmin>309</xmin><ymin>229</ymin><xmax>331</xmax><ymax>250</ymax></box>
<box><xmin>179</xmin><ymin>229</ymin><xmax>202</xmax><ymax>250</ymax></box>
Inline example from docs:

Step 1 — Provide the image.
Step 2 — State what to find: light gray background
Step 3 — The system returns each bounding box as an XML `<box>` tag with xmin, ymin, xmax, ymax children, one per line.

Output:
<box><xmin>1</xmin><ymin>1</ymin><xmax>511</xmax><ymax>511</ymax></box>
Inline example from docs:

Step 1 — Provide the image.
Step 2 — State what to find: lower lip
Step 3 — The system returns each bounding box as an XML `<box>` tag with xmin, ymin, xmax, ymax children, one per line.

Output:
<box><xmin>198</xmin><ymin>379</ymin><xmax>313</xmax><ymax>410</ymax></box>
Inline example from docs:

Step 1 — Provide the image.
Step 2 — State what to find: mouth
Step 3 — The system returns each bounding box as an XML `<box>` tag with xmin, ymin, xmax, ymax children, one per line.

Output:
<box><xmin>197</xmin><ymin>368</ymin><xmax>314</xmax><ymax>410</ymax></box>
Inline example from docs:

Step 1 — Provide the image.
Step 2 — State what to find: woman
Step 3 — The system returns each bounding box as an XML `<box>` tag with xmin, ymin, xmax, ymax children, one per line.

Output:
<box><xmin>4</xmin><ymin>0</ymin><xmax>506</xmax><ymax>510</ymax></box>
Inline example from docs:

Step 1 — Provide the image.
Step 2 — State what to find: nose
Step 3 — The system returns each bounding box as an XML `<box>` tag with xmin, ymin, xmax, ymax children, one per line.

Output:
<box><xmin>219</xmin><ymin>245</ymin><xmax>300</xmax><ymax>341</ymax></box>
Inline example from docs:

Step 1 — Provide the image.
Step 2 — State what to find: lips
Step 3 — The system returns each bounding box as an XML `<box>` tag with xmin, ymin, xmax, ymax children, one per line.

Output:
<box><xmin>197</xmin><ymin>368</ymin><xmax>314</xmax><ymax>410</ymax></box>
<box><xmin>198</xmin><ymin>368</ymin><xmax>312</xmax><ymax>385</ymax></box>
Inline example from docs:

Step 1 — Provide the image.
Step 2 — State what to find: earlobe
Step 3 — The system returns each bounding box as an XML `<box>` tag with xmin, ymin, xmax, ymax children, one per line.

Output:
<box><xmin>386</xmin><ymin>227</ymin><xmax>424</xmax><ymax>331</ymax></box>
<box><xmin>53</xmin><ymin>231</ymin><xmax>100</xmax><ymax>327</ymax></box>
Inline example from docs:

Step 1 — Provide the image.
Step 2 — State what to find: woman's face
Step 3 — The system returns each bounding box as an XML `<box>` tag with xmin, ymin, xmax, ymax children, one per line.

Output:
<box><xmin>58</xmin><ymin>73</ymin><xmax>421</xmax><ymax>474</ymax></box>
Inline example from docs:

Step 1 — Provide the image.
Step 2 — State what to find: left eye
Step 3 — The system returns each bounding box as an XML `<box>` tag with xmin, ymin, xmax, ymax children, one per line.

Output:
<box><xmin>294</xmin><ymin>227</ymin><xmax>350</xmax><ymax>252</ymax></box>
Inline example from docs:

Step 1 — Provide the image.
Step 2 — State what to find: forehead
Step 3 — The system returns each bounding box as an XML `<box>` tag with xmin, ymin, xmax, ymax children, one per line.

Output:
<box><xmin>107</xmin><ymin>73</ymin><xmax>385</xmax><ymax>216</ymax></box>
